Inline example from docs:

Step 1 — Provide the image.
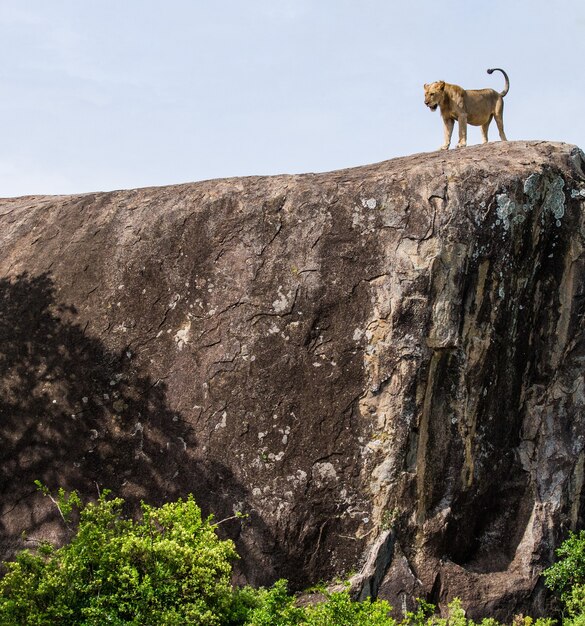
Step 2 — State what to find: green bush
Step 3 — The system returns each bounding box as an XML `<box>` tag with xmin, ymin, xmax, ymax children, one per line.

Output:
<box><xmin>544</xmin><ymin>531</ymin><xmax>585</xmax><ymax>609</ymax></box>
<box><xmin>431</xmin><ymin>597</ymin><xmax>468</xmax><ymax>626</ymax></box>
<box><xmin>242</xmin><ymin>580</ymin><xmax>396</xmax><ymax>626</ymax></box>
<box><xmin>303</xmin><ymin>589</ymin><xmax>395</xmax><ymax>625</ymax></box>
<box><xmin>543</xmin><ymin>530</ymin><xmax>585</xmax><ymax>626</ymax></box>
<box><xmin>401</xmin><ymin>597</ymin><xmax>436</xmax><ymax>626</ymax></box>
<box><xmin>0</xmin><ymin>491</ymin><xmax>237</xmax><ymax>625</ymax></box>
<box><xmin>565</xmin><ymin>586</ymin><xmax>585</xmax><ymax>622</ymax></box>
<box><xmin>5</xmin><ymin>486</ymin><xmax>573</xmax><ymax>625</ymax></box>
<box><xmin>242</xmin><ymin>579</ymin><xmax>306</xmax><ymax>625</ymax></box>
<box><xmin>0</xmin><ymin>488</ymin><xmax>397</xmax><ymax>625</ymax></box>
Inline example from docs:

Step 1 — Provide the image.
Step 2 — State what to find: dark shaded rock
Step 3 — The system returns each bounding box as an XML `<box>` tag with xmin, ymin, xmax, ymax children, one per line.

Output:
<box><xmin>1</xmin><ymin>141</ymin><xmax>585</xmax><ymax>619</ymax></box>
<box><xmin>377</xmin><ymin>541</ymin><xmax>423</xmax><ymax>618</ymax></box>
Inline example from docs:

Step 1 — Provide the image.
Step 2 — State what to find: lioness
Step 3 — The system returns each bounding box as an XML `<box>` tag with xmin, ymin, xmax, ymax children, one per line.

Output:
<box><xmin>424</xmin><ymin>68</ymin><xmax>509</xmax><ymax>150</ymax></box>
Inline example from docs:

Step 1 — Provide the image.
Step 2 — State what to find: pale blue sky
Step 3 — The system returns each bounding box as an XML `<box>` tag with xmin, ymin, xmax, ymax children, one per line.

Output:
<box><xmin>1</xmin><ymin>1</ymin><xmax>583</xmax><ymax>197</ymax></box>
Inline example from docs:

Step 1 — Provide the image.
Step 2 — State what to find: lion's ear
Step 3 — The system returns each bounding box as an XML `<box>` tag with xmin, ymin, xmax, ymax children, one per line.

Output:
<box><xmin>438</xmin><ymin>81</ymin><xmax>445</xmax><ymax>90</ymax></box>
<box><xmin>424</xmin><ymin>83</ymin><xmax>428</xmax><ymax>89</ymax></box>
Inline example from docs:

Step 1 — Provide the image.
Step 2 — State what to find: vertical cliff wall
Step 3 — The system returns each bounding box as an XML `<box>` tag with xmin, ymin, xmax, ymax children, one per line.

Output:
<box><xmin>1</xmin><ymin>141</ymin><xmax>584</xmax><ymax>618</ymax></box>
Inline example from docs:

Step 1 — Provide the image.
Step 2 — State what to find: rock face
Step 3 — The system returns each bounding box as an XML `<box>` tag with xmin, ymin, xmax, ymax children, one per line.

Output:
<box><xmin>1</xmin><ymin>141</ymin><xmax>585</xmax><ymax>618</ymax></box>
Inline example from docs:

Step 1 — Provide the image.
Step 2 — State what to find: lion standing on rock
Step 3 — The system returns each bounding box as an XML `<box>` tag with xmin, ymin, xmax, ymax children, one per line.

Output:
<box><xmin>423</xmin><ymin>68</ymin><xmax>509</xmax><ymax>150</ymax></box>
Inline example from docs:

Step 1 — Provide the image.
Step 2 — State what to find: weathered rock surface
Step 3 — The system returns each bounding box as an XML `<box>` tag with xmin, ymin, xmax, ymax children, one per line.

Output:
<box><xmin>1</xmin><ymin>141</ymin><xmax>585</xmax><ymax>618</ymax></box>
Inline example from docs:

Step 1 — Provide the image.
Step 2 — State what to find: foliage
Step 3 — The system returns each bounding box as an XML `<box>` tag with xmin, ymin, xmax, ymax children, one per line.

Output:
<box><xmin>400</xmin><ymin>597</ymin><xmax>436</xmax><ymax>626</ymax></box>
<box><xmin>0</xmin><ymin>490</ymin><xmax>238</xmax><ymax>625</ymax></box>
<box><xmin>563</xmin><ymin>615</ymin><xmax>585</xmax><ymax>626</ymax></box>
<box><xmin>33</xmin><ymin>480</ymin><xmax>82</xmax><ymax>524</ymax></box>
<box><xmin>431</xmin><ymin>597</ymin><xmax>468</xmax><ymax>626</ymax></box>
<box><xmin>2</xmin><ymin>486</ymin><xmax>581</xmax><ymax>625</ymax></box>
<box><xmin>565</xmin><ymin>586</ymin><xmax>585</xmax><ymax>621</ymax></box>
<box><xmin>543</xmin><ymin>530</ymin><xmax>585</xmax><ymax>626</ymax></box>
<box><xmin>401</xmin><ymin>598</ymin><xmax>555</xmax><ymax>626</ymax></box>
<box><xmin>0</xmin><ymin>488</ymin><xmax>397</xmax><ymax>625</ymax></box>
<box><xmin>544</xmin><ymin>531</ymin><xmax>585</xmax><ymax>608</ymax></box>
<box><xmin>242</xmin><ymin>581</ymin><xmax>396</xmax><ymax>626</ymax></box>
<box><xmin>303</xmin><ymin>588</ymin><xmax>395</xmax><ymax>625</ymax></box>
<box><xmin>242</xmin><ymin>579</ymin><xmax>306</xmax><ymax>625</ymax></box>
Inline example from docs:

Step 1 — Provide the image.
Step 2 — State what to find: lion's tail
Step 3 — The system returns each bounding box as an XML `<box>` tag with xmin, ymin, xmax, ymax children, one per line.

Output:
<box><xmin>487</xmin><ymin>68</ymin><xmax>510</xmax><ymax>97</ymax></box>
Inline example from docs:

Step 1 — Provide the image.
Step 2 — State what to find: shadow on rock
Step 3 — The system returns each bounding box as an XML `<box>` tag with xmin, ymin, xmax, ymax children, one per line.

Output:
<box><xmin>0</xmin><ymin>272</ymin><xmax>275</xmax><ymax>583</ymax></box>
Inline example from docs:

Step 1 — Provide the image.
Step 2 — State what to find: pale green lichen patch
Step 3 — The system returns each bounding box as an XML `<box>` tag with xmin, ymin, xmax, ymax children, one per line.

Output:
<box><xmin>496</xmin><ymin>194</ymin><xmax>525</xmax><ymax>231</ymax></box>
<box><xmin>524</xmin><ymin>173</ymin><xmax>564</xmax><ymax>226</ymax></box>
<box><xmin>495</xmin><ymin>172</ymin><xmax>566</xmax><ymax>234</ymax></box>
<box><xmin>524</xmin><ymin>173</ymin><xmax>541</xmax><ymax>204</ymax></box>
<box><xmin>522</xmin><ymin>171</ymin><xmax>566</xmax><ymax>224</ymax></box>
<box><xmin>543</xmin><ymin>175</ymin><xmax>565</xmax><ymax>220</ymax></box>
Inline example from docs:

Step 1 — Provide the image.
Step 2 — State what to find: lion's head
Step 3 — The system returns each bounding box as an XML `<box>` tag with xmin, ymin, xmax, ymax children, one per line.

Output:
<box><xmin>423</xmin><ymin>81</ymin><xmax>445</xmax><ymax>111</ymax></box>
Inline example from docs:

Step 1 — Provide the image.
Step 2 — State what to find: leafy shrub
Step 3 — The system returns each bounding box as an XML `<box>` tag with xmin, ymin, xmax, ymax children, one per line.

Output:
<box><xmin>565</xmin><ymin>586</ymin><xmax>585</xmax><ymax>621</ymax></box>
<box><xmin>401</xmin><ymin>597</ymin><xmax>436</xmax><ymax>626</ymax></box>
<box><xmin>3</xmin><ymin>486</ymin><xmax>570</xmax><ymax>625</ymax></box>
<box><xmin>242</xmin><ymin>579</ymin><xmax>306</xmax><ymax>625</ymax></box>
<box><xmin>303</xmin><ymin>588</ymin><xmax>395</xmax><ymax>625</ymax></box>
<box><xmin>0</xmin><ymin>491</ymin><xmax>237</xmax><ymax>625</ymax></box>
<box><xmin>542</xmin><ymin>529</ymin><xmax>585</xmax><ymax>626</ymax></box>
<box><xmin>0</xmin><ymin>489</ymin><xmax>398</xmax><ymax>625</ymax></box>
<box><xmin>544</xmin><ymin>531</ymin><xmax>585</xmax><ymax>609</ymax></box>
<box><xmin>242</xmin><ymin>580</ymin><xmax>396</xmax><ymax>626</ymax></box>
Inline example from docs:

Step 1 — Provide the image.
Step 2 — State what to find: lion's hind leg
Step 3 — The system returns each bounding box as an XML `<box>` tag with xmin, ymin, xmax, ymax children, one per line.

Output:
<box><xmin>494</xmin><ymin>100</ymin><xmax>507</xmax><ymax>141</ymax></box>
<box><xmin>481</xmin><ymin>115</ymin><xmax>493</xmax><ymax>144</ymax></box>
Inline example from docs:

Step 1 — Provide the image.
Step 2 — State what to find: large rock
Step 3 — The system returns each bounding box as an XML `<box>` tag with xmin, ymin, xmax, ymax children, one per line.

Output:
<box><xmin>1</xmin><ymin>141</ymin><xmax>584</xmax><ymax>619</ymax></box>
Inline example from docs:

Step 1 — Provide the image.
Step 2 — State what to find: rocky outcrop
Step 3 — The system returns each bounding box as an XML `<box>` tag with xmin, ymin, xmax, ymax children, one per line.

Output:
<box><xmin>1</xmin><ymin>141</ymin><xmax>585</xmax><ymax>619</ymax></box>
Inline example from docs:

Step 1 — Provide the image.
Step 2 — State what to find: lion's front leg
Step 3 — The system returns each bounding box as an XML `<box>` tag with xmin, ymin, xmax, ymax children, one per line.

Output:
<box><xmin>441</xmin><ymin>117</ymin><xmax>454</xmax><ymax>150</ymax></box>
<box><xmin>457</xmin><ymin>113</ymin><xmax>467</xmax><ymax>148</ymax></box>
